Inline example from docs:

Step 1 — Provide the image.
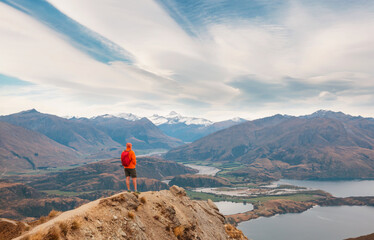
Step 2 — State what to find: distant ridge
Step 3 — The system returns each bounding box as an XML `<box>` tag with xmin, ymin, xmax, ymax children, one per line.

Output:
<box><xmin>71</xmin><ymin>115</ymin><xmax>183</xmax><ymax>149</ymax></box>
<box><xmin>150</xmin><ymin>111</ymin><xmax>247</xmax><ymax>142</ymax></box>
<box><xmin>166</xmin><ymin>110</ymin><xmax>374</xmax><ymax>180</ymax></box>
<box><xmin>0</xmin><ymin>121</ymin><xmax>81</xmax><ymax>171</ymax></box>
<box><xmin>0</xmin><ymin>109</ymin><xmax>121</xmax><ymax>155</ymax></box>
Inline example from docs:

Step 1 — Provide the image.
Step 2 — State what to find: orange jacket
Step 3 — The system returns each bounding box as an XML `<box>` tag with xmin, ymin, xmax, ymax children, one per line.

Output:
<box><xmin>124</xmin><ymin>147</ymin><xmax>136</xmax><ymax>169</ymax></box>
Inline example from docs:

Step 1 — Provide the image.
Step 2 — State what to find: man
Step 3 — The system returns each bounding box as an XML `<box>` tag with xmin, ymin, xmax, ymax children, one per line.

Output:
<box><xmin>121</xmin><ymin>142</ymin><xmax>138</xmax><ymax>193</ymax></box>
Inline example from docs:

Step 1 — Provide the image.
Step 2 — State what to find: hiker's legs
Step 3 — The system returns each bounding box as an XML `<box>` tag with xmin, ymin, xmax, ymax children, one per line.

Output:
<box><xmin>132</xmin><ymin>177</ymin><xmax>137</xmax><ymax>191</ymax></box>
<box><xmin>126</xmin><ymin>176</ymin><xmax>131</xmax><ymax>190</ymax></box>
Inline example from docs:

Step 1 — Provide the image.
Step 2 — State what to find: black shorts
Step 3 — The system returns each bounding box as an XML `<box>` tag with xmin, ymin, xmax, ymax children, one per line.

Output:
<box><xmin>124</xmin><ymin>168</ymin><xmax>137</xmax><ymax>178</ymax></box>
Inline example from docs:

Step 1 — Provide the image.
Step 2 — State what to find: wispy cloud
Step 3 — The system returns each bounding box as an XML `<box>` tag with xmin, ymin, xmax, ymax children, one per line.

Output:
<box><xmin>0</xmin><ymin>0</ymin><xmax>374</xmax><ymax>120</ymax></box>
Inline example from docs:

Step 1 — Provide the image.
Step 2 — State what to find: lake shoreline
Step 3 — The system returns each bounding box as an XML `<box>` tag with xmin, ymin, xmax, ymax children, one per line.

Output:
<box><xmin>225</xmin><ymin>196</ymin><xmax>374</xmax><ymax>226</ymax></box>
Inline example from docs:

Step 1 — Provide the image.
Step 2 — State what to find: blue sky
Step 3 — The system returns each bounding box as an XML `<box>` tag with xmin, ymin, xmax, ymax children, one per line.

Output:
<box><xmin>1</xmin><ymin>0</ymin><xmax>374</xmax><ymax>120</ymax></box>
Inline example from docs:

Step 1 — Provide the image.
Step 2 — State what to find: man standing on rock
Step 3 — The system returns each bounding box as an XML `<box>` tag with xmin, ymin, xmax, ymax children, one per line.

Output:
<box><xmin>121</xmin><ymin>142</ymin><xmax>138</xmax><ymax>193</ymax></box>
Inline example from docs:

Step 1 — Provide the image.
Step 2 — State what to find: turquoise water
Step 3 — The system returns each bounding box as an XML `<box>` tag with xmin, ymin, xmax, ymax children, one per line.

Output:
<box><xmin>214</xmin><ymin>201</ymin><xmax>253</xmax><ymax>215</ymax></box>
<box><xmin>273</xmin><ymin>179</ymin><xmax>374</xmax><ymax>197</ymax></box>
<box><xmin>238</xmin><ymin>205</ymin><xmax>374</xmax><ymax>240</ymax></box>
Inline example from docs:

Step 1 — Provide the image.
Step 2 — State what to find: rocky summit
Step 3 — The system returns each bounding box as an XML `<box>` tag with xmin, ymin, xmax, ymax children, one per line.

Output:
<box><xmin>12</xmin><ymin>186</ymin><xmax>247</xmax><ymax>240</ymax></box>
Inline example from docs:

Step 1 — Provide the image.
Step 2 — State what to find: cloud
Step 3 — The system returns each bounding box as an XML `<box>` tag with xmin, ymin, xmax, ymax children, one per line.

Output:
<box><xmin>1</xmin><ymin>0</ymin><xmax>374</xmax><ymax>120</ymax></box>
<box><xmin>228</xmin><ymin>75</ymin><xmax>355</xmax><ymax>104</ymax></box>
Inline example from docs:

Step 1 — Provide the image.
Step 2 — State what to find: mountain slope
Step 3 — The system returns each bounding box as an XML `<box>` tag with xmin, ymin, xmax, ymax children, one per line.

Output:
<box><xmin>0</xmin><ymin>181</ymin><xmax>87</xmax><ymax>220</ymax></box>
<box><xmin>0</xmin><ymin>121</ymin><xmax>81</xmax><ymax>172</ymax></box>
<box><xmin>73</xmin><ymin>115</ymin><xmax>183</xmax><ymax>149</ymax></box>
<box><xmin>166</xmin><ymin>111</ymin><xmax>374</xmax><ymax>180</ymax></box>
<box><xmin>30</xmin><ymin>157</ymin><xmax>197</xmax><ymax>192</ymax></box>
<box><xmin>0</xmin><ymin>109</ymin><xmax>121</xmax><ymax>156</ymax></box>
<box><xmin>14</xmin><ymin>186</ymin><xmax>247</xmax><ymax>240</ymax></box>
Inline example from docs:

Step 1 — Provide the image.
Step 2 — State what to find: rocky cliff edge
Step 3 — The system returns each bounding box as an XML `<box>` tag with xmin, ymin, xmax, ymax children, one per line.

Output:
<box><xmin>14</xmin><ymin>186</ymin><xmax>247</xmax><ymax>240</ymax></box>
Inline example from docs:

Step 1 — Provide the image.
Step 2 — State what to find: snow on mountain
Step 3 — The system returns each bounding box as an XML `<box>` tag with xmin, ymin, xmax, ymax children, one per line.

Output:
<box><xmin>149</xmin><ymin>111</ymin><xmax>213</xmax><ymax>126</ymax></box>
<box><xmin>149</xmin><ymin>114</ymin><xmax>169</xmax><ymax>125</ymax></box>
<box><xmin>116</xmin><ymin>113</ymin><xmax>141</xmax><ymax>121</ymax></box>
<box><xmin>231</xmin><ymin>117</ymin><xmax>246</xmax><ymax>122</ymax></box>
<box><xmin>301</xmin><ymin>110</ymin><xmax>352</xmax><ymax>120</ymax></box>
<box><xmin>90</xmin><ymin>113</ymin><xmax>141</xmax><ymax>121</ymax></box>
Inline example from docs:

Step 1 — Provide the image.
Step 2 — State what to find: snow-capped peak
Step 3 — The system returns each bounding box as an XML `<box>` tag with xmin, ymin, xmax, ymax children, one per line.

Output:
<box><xmin>91</xmin><ymin>113</ymin><xmax>141</xmax><ymax>121</ymax></box>
<box><xmin>168</xmin><ymin>111</ymin><xmax>179</xmax><ymax>116</ymax></box>
<box><xmin>231</xmin><ymin>117</ymin><xmax>244</xmax><ymax>122</ymax></box>
<box><xmin>148</xmin><ymin>112</ymin><xmax>213</xmax><ymax>126</ymax></box>
<box><xmin>116</xmin><ymin>113</ymin><xmax>141</xmax><ymax>121</ymax></box>
<box><xmin>90</xmin><ymin>114</ymin><xmax>116</xmax><ymax>120</ymax></box>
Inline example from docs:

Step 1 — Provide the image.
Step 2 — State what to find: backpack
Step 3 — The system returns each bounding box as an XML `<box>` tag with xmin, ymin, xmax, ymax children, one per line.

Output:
<box><xmin>121</xmin><ymin>150</ymin><xmax>132</xmax><ymax>167</ymax></box>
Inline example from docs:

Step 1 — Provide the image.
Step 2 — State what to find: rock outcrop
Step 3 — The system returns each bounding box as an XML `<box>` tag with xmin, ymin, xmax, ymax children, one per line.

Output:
<box><xmin>13</xmin><ymin>186</ymin><xmax>247</xmax><ymax>240</ymax></box>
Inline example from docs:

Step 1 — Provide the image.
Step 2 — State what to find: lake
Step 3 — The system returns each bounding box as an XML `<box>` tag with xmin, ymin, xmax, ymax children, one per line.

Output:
<box><xmin>184</xmin><ymin>164</ymin><xmax>220</xmax><ymax>176</ymax></box>
<box><xmin>214</xmin><ymin>201</ymin><xmax>253</xmax><ymax>215</ymax></box>
<box><xmin>238</xmin><ymin>205</ymin><xmax>374</xmax><ymax>240</ymax></box>
<box><xmin>272</xmin><ymin>179</ymin><xmax>374</xmax><ymax>197</ymax></box>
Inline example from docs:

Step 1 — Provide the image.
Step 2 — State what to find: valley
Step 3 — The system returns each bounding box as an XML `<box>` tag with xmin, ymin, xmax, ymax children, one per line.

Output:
<box><xmin>0</xmin><ymin>156</ymin><xmax>196</xmax><ymax>220</ymax></box>
<box><xmin>1</xmin><ymin>109</ymin><xmax>374</xmax><ymax>240</ymax></box>
<box><xmin>166</xmin><ymin>110</ymin><xmax>374</xmax><ymax>181</ymax></box>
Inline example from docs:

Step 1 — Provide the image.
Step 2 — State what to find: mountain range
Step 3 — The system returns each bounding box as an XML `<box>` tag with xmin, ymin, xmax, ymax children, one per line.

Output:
<box><xmin>0</xmin><ymin>109</ymin><xmax>184</xmax><ymax>171</ymax></box>
<box><xmin>84</xmin><ymin>111</ymin><xmax>247</xmax><ymax>142</ymax></box>
<box><xmin>166</xmin><ymin>110</ymin><xmax>374</xmax><ymax>180</ymax></box>
<box><xmin>0</xmin><ymin>109</ymin><xmax>121</xmax><ymax>155</ymax></box>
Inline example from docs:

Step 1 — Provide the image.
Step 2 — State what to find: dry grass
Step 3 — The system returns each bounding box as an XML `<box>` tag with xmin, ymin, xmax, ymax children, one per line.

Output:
<box><xmin>173</xmin><ymin>225</ymin><xmax>185</xmax><ymax>238</ymax></box>
<box><xmin>23</xmin><ymin>231</ymin><xmax>44</xmax><ymax>240</ymax></box>
<box><xmin>165</xmin><ymin>225</ymin><xmax>171</xmax><ymax>232</ymax></box>
<box><xmin>153</xmin><ymin>215</ymin><xmax>160</xmax><ymax>220</ymax></box>
<box><xmin>58</xmin><ymin>221</ymin><xmax>69</xmax><ymax>236</ymax></box>
<box><xmin>32</xmin><ymin>210</ymin><xmax>61</xmax><ymax>227</ymax></box>
<box><xmin>45</xmin><ymin>226</ymin><xmax>61</xmax><ymax>240</ymax></box>
<box><xmin>70</xmin><ymin>218</ymin><xmax>81</xmax><ymax>231</ymax></box>
<box><xmin>128</xmin><ymin>211</ymin><xmax>135</xmax><ymax>219</ymax></box>
<box><xmin>140</xmin><ymin>196</ymin><xmax>146</xmax><ymax>204</ymax></box>
<box><xmin>48</xmin><ymin>210</ymin><xmax>61</xmax><ymax>218</ymax></box>
<box><xmin>38</xmin><ymin>216</ymin><xmax>47</xmax><ymax>224</ymax></box>
<box><xmin>225</xmin><ymin>224</ymin><xmax>245</xmax><ymax>239</ymax></box>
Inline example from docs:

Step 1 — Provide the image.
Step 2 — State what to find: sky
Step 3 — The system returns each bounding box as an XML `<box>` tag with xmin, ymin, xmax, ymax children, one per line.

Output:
<box><xmin>1</xmin><ymin>0</ymin><xmax>374</xmax><ymax>121</ymax></box>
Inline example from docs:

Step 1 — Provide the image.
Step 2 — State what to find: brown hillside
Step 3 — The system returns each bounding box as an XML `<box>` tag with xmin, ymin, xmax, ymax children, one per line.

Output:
<box><xmin>166</xmin><ymin>112</ymin><xmax>374</xmax><ymax>180</ymax></box>
<box><xmin>0</xmin><ymin>218</ymin><xmax>29</xmax><ymax>240</ymax></box>
<box><xmin>0</xmin><ymin>109</ymin><xmax>121</xmax><ymax>156</ymax></box>
<box><xmin>30</xmin><ymin>157</ymin><xmax>197</xmax><ymax>192</ymax></box>
<box><xmin>0</xmin><ymin>182</ymin><xmax>87</xmax><ymax>220</ymax></box>
<box><xmin>14</xmin><ymin>186</ymin><xmax>247</xmax><ymax>240</ymax></box>
<box><xmin>346</xmin><ymin>233</ymin><xmax>374</xmax><ymax>240</ymax></box>
<box><xmin>0</xmin><ymin>121</ymin><xmax>81</xmax><ymax>172</ymax></box>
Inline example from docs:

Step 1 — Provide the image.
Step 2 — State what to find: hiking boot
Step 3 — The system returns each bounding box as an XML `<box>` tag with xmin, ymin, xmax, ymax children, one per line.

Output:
<box><xmin>135</xmin><ymin>191</ymin><xmax>140</xmax><ymax>194</ymax></box>
<box><xmin>127</xmin><ymin>190</ymin><xmax>131</xmax><ymax>193</ymax></box>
